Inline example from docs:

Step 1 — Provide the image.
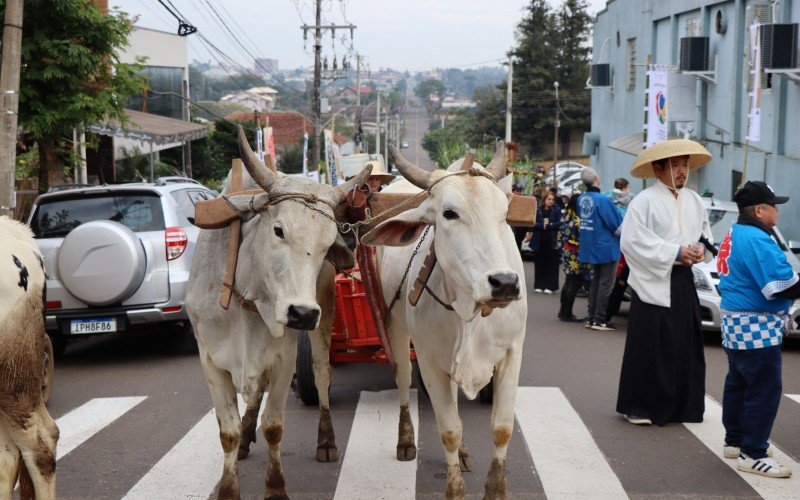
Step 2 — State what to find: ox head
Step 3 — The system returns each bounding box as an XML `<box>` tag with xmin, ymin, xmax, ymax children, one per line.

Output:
<box><xmin>224</xmin><ymin>125</ymin><xmax>371</xmax><ymax>333</ymax></box>
<box><xmin>363</xmin><ymin>143</ymin><xmax>522</xmax><ymax>322</ymax></box>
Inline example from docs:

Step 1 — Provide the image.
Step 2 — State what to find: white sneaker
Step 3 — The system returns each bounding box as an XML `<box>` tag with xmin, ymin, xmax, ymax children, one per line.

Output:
<box><xmin>534</xmin><ymin>289</ymin><xmax>543</xmax><ymax>293</ymax></box>
<box><xmin>724</xmin><ymin>445</ymin><xmax>773</xmax><ymax>459</ymax></box>
<box><xmin>624</xmin><ymin>414</ymin><xmax>652</xmax><ymax>425</ymax></box>
<box><xmin>737</xmin><ymin>453</ymin><xmax>792</xmax><ymax>478</ymax></box>
<box><xmin>543</xmin><ymin>289</ymin><xmax>553</xmax><ymax>294</ymax></box>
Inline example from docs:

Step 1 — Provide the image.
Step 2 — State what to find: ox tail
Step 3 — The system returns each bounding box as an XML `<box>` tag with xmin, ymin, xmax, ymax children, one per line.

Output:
<box><xmin>17</xmin><ymin>455</ymin><xmax>35</xmax><ymax>499</ymax></box>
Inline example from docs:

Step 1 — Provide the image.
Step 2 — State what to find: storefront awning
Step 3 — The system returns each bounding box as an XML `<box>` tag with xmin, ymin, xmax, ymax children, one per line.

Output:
<box><xmin>88</xmin><ymin>109</ymin><xmax>208</xmax><ymax>145</ymax></box>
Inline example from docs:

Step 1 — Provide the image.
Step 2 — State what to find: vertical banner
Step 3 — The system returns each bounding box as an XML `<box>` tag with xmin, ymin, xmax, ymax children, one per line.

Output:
<box><xmin>747</xmin><ymin>23</ymin><xmax>762</xmax><ymax>142</ymax></box>
<box><xmin>323</xmin><ymin>129</ymin><xmax>334</xmax><ymax>185</ymax></box>
<box><xmin>265</xmin><ymin>127</ymin><xmax>276</xmax><ymax>164</ymax></box>
<box><xmin>646</xmin><ymin>66</ymin><xmax>669</xmax><ymax>146</ymax></box>
<box><xmin>302</xmin><ymin>132</ymin><xmax>309</xmax><ymax>176</ymax></box>
<box><xmin>255</xmin><ymin>128</ymin><xmax>265</xmax><ymax>164</ymax></box>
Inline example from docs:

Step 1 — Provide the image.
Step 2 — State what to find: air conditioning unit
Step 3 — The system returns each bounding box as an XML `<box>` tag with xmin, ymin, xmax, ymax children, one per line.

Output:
<box><xmin>761</xmin><ymin>23</ymin><xmax>798</xmax><ymax>69</ymax></box>
<box><xmin>679</xmin><ymin>37</ymin><xmax>710</xmax><ymax>71</ymax></box>
<box><xmin>591</xmin><ymin>64</ymin><xmax>611</xmax><ymax>86</ymax></box>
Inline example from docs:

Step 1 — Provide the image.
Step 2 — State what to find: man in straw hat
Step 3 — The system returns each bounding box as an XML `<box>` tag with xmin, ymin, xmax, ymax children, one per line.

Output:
<box><xmin>715</xmin><ymin>181</ymin><xmax>798</xmax><ymax>478</ymax></box>
<box><xmin>616</xmin><ymin>139</ymin><xmax>713</xmax><ymax>426</ymax></box>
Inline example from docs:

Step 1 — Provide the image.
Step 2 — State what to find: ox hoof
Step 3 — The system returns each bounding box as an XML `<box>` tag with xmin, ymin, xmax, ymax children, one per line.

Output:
<box><xmin>396</xmin><ymin>444</ymin><xmax>417</xmax><ymax>461</ymax></box>
<box><xmin>237</xmin><ymin>444</ymin><xmax>251</xmax><ymax>460</ymax></box>
<box><xmin>316</xmin><ymin>444</ymin><xmax>339</xmax><ymax>462</ymax></box>
<box><xmin>264</xmin><ymin>494</ymin><xmax>289</xmax><ymax>500</ymax></box>
<box><xmin>459</xmin><ymin>449</ymin><xmax>472</xmax><ymax>472</ymax></box>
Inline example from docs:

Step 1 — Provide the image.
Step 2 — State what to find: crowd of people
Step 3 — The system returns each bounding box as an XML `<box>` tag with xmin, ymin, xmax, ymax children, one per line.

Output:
<box><xmin>515</xmin><ymin>139</ymin><xmax>798</xmax><ymax>479</ymax></box>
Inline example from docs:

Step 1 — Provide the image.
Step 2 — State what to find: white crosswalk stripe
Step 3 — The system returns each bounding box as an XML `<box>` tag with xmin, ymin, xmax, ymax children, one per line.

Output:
<box><xmin>683</xmin><ymin>395</ymin><xmax>800</xmax><ymax>499</ymax></box>
<box><xmin>515</xmin><ymin>387</ymin><xmax>628</xmax><ymax>499</ymax></box>
<box><xmin>123</xmin><ymin>395</ymin><xmax>251</xmax><ymax>500</ymax></box>
<box><xmin>334</xmin><ymin>389</ymin><xmax>419</xmax><ymax>500</ymax></box>
<box><xmin>786</xmin><ymin>394</ymin><xmax>800</xmax><ymax>405</ymax></box>
<box><xmin>56</xmin><ymin>397</ymin><xmax>147</xmax><ymax>459</ymax></box>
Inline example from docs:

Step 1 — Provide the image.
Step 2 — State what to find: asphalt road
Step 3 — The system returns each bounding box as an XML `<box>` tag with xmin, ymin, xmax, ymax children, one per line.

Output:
<box><xmin>45</xmin><ymin>261</ymin><xmax>800</xmax><ymax>499</ymax></box>
<box><xmin>401</xmin><ymin>106</ymin><xmax>437</xmax><ymax>171</ymax></box>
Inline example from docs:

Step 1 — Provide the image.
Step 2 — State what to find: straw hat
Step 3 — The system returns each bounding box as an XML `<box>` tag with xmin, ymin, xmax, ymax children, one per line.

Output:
<box><xmin>630</xmin><ymin>139</ymin><xmax>712</xmax><ymax>179</ymax></box>
<box><xmin>365</xmin><ymin>161</ymin><xmax>396</xmax><ymax>185</ymax></box>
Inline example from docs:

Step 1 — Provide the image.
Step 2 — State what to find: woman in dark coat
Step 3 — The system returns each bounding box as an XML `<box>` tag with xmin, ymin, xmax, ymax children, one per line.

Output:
<box><xmin>525</xmin><ymin>191</ymin><xmax>562</xmax><ymax>293</ymax></box>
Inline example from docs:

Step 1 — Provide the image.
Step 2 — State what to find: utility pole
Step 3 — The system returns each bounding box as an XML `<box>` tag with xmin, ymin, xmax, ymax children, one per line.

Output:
<box><xmin>183</xmin><ymin>78</ymin><xmax>192</xmax><ymax>178</ymax></box>
<box><xmin>0</xmin><ymin>0</ymin><xmax>23</xmax><ymax>217</ymax></box>
<box><xmin>311</xmin><ymin>0</ymin><xmax>322</xmax><ymax>173</ymax></box>
<box><xmin>552</xmin><ymin>81</ymin><xmax>560</xmax><ymax>188</ymax></box>
<box><xmin>355</xmin><ymin>54</ymin><xmax>361</xmax><ymax>153</ymax></box>
<box><xmin>375</xmin><ymin>92</ymin><xmax>381</xmax><ymax>156</ymax></box>
<box><xmin>505</xmin><ymin>54</ymin><xmax>513</xmax><ymax>143</ymax></box>
<box><xmin>302</xmin><ymin>6</ymin><xmax>356</xmax><ymax>173</ymax></box>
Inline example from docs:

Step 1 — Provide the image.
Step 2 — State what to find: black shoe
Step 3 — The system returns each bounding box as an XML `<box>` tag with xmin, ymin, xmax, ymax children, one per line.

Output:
<box><xmin>576</xmin><ymin>290</ymin><xmax>589</xmax><ymax>298</ymax></box>
<box><xmin>558</xmin><ymin>314</ymin><xmax>584</xmax><ymax>323</ymax></box>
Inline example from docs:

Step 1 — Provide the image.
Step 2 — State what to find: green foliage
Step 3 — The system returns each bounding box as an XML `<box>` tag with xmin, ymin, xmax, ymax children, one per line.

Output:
<box><xmin>414</xmin><ymin>79</ymin><xmax>446</xmax><ymax>102</ymax></box>
<box><xmin>277</xmin><ymin>142</ymin><xmax>305</xmax><ymax>174</ymax></box>
<box><xmin>1</xmin><ymin>0</ymin><xmax>147</xmax><ymax>187</ymax></box>
<box><xmin>509</xmin><ymin>0</ymin><xmax>591</xmax><ymax>156</ymax></box>
<box><xmin>439</xmin><ymin>67</ymin><xmax>506</xmax><ymax>99</ymax></box>
<box><xmin>115</xmin><ymin>146</ymin><xmax>180</xmax><ymax>182</ymax></box>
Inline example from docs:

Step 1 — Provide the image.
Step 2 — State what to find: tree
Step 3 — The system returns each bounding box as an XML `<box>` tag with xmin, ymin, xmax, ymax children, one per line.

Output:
<box><xmin>553</xmin><ymin>0</ymin><xmax>592</xmax><ymax>146</ymax></box>
<box><xmin>414</xmin><ymin>79</ymin><xmax>446</xmax><ymax>103</ymax></box>
<box><xmin>1</xmin><ymin>0</ymin><xmax>147</xmax><ymax>190</ymax></box>
<box><xmin>510</xmin><ymin>0</ymin><xmax>559</xmax><ymax>156</ymax></box>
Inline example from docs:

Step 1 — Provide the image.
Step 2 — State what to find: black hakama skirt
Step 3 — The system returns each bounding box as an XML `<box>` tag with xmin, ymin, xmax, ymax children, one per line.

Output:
<box><xmin>615</xmin><ymin>265</ymin><xmax>706</xmax><ymax>426</ymax></box>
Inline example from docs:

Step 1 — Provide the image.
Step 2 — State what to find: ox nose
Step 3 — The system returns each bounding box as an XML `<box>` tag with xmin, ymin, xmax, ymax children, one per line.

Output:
<box><xmin>488</xmin><ymin>273</ymin><xmax>520</xmax><ymax>299</ymax></box>
<box><xmin>286</xmin><ymin>305</ymin><xmax>320</xmax><ymax>330</ymax></box>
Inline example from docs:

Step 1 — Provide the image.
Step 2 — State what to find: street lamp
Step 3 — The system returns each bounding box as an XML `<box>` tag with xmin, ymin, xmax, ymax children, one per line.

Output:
<box><xmin>552</xmin><ymin>81</ymin><xmax>560</xmax><ymax>188</ymax></box>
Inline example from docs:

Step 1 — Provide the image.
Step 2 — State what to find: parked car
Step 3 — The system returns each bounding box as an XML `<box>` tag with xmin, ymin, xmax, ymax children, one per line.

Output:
<box><xmin>692</xmin><ymin>197</ymin><xmax>800</xmax><ymax>338</ymax></box>
<box><xmin>27</xmin><ymin>178</ymin><xmax>217</xmax><ymax>356</ymax></box>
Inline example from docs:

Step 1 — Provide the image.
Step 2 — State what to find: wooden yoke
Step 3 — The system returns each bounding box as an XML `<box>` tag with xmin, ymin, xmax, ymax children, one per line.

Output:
<box><xmin>219</xmin><ymin>159</ymin><xmax>244</xmax><ymax>310</ymax></box>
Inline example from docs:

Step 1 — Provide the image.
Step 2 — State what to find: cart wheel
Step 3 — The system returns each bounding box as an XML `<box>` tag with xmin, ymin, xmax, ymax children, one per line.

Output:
<box><xmin>478</xmin><ymin>377</ymin><xmax>493</xmax><ymax>405</ymax></box>
<box><xmin>296</xmin><ymin>330</ymin><xmax>319</xmax><ymax>406</ymax></box>
<box><xmin>413</xmin><ymin>361</ymin><xmax>429</xmax><ymax>399</ymax></box>
<box><xmin>42</xmin><ymin>336</ymin><xmax>55</xmax><ymax>405</ymax></box>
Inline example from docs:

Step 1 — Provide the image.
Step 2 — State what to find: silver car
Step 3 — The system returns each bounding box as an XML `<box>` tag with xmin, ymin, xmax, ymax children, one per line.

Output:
<box><xmin>27</xmin><ymin>177</ymin><xmax>217</xmax><ymax>356</ymax></box>
<box><xmin>692</xmin><ymin>197</ymin><xmax>800</xmax><ymax>337</ymax></box>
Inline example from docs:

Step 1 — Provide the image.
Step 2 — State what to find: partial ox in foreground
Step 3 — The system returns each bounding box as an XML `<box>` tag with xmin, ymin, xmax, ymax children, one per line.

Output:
<box><xmin>0</xmin><ymin>216</ymin><xmax>59</xmax><ymax>499</ymax></box>
<box><xmin>308</xmin><ymin>144</ymin><xmax>528</xmax><ymax>498</ymax></box>
<box><xmin>185</xmin><ymin>127</ymin><xmax>370</xmax><ymax>499</ymax></box>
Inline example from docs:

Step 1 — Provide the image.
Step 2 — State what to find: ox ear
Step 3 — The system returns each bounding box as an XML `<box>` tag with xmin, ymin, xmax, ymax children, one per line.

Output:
<box><xmin>326</xmin><ymin>233</ymin><xmax>355</xmax><ymax>269</ymax></box>
<box><xmin>224</xmin><ymin>193</ymin><xmax>271</xmax><ymax>221</ymax></box>
<box><xmin>361</xmin><ymin>205</ymin><xmax>431</xmax><ymax>247</ymax></box>
<box><xmin>498</xmin><ymin>173</ymin><xmax>514</xmax><ymax>200</ymax></box>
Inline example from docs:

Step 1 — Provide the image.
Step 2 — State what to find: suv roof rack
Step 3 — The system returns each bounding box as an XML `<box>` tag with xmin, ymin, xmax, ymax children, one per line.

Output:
<box><xmin>46</xmin><ymin>183</ymin><xmax>103</xmax><ymax>193</ymax></box>
<box><xmin>154</xmin><ymin>176</ymin><xmax>202</xmax><ymax>186</ymax></box>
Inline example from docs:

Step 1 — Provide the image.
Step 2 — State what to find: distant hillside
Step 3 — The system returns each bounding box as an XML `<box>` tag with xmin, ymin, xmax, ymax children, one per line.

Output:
<box><xmin>438</xmin><ymin>67</ymin><xmax>506</xmax><ymax>99</ymax></box>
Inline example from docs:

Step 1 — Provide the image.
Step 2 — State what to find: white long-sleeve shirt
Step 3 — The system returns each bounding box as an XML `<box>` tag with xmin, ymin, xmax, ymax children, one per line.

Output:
<box><xmin>620</xmin><ymin>181</ymin><xmax>712</xmax><ymax>307</ymax></box>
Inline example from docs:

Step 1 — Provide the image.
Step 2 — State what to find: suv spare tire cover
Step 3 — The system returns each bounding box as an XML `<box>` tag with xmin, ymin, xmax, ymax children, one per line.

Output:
<box><xmin>57</xmin><ymin>221</ymin><xmax>147</xmax><ymax>306</ymax></box>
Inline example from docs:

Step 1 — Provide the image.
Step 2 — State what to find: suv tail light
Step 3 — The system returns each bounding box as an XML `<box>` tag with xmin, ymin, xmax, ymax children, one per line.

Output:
<box><xmin>165</xmin><ymin>227</ymin><xmax>188</xmax><ymax>260</ymax></box>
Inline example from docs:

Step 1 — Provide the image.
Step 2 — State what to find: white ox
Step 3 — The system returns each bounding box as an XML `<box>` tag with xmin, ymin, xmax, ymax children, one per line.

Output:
<box><xmin>306</xmin><ymin>145</ymin><xmax>528</xmax><ymax>498</ymax></box>
<box><xmin>185</xmin><ymin>127</ymin><xmax>370</xmax><ymax>499</ymax></box>
<box><xmin>0</xmin><ymin>216</ymin><xmax>59</xmax><ymax>499</ymax></box>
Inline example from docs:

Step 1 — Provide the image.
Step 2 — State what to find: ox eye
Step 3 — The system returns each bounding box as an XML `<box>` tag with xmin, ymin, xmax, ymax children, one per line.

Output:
<box><xmin>443</xmin><ymin>209</ymin><xmax>459</xmax><ymax>220</ymax></box>
<box><xmin>273</xmin><ymin>226</ymin><xmax>284</xmax><ymax>239</ymax></box>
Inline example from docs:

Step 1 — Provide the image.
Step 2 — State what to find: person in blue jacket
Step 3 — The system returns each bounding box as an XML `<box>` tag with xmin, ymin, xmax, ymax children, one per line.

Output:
<box><xmin>717</xmin><ymin>181</ymin><xmax>799</xmax><ymax>478</ymax></box>
<box><xmin>577</xmin><ymin>167</ymin><xmax>623</xmax><ymax>330</ymax></box>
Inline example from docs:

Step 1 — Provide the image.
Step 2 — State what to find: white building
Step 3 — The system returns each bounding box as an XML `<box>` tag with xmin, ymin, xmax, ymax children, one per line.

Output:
<box><xmin>220</xmin><ymin>86</ymin><xmax>279</xmax><ymax>112</ymax></box>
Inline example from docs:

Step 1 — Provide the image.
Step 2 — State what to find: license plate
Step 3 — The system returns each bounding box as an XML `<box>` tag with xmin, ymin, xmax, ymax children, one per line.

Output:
<box><xmin>70</xmin><ymin>318</ymin><xmax>117</xmax><ymax>335</ymax></box>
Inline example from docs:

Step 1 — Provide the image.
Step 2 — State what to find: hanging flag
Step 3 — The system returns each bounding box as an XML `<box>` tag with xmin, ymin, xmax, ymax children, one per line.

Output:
<box><xmin>646</xmin><ymin>66</ymin><xmax>669</xmax><ymax>146</ymax></box>
<box><xmin>747</xmin><ymin>23</ymin><xmax>762</xmax><ymax>142</ymax></box>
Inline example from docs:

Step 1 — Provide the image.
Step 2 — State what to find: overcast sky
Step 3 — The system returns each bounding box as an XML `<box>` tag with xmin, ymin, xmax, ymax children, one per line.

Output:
<box><xmin>109</xmin><ymin>1</ymin><xmax>607</xmax><ymax>72</ymax></box>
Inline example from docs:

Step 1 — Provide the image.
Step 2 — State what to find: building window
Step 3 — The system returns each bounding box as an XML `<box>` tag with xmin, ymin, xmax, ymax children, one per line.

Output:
<box><xmin>127</xmin><ymin>66</ymin><xmax>185</xmax><ymax>120</ymax></box>
<box><xmin>626</xmin><ymin>37</ymin><xmax>637</xmax><ymax>91</ymax></box>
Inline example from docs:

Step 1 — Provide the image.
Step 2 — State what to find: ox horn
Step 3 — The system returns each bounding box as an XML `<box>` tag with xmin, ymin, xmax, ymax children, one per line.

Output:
<box><xmin>389</xmin><ymin>144</ymin><xmax>434</xmax><ymax>190</ymax></box>
<box><xmin>237</xmin><ymin>125</ymin><xmax>276</xmax><ymax>191</ymax></box>
<box><xmin>334</xmin><ymin>163</ymin><xmax>373</xmax><ymax>203</ymax></box>
<box><xmin>485</xmin><ymin>141</ymin><xmax>508</xmax><ymax>181</ymax></box>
